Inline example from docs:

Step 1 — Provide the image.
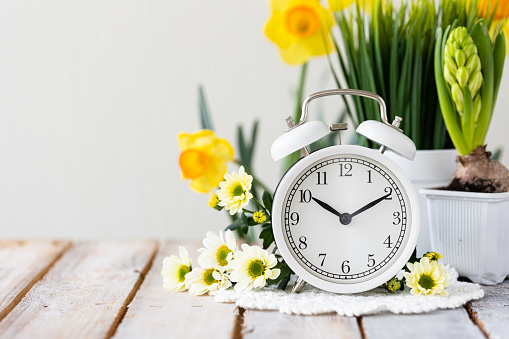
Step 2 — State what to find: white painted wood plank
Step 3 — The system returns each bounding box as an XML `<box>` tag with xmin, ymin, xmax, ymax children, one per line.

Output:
<box><xmin>0</xmin><ymin>241</ymin><xmax>157</xmax><ymax>339</ymax></box>
<box><xmin>0</xmin><ymin>240</ymin><xmax>70</xmax><ymax>321</ymax></box>
<box><xmin>362</xmin><ymin>308</ymin><xmax>485</xmax><ymax>339</ymax></box>
<box><xmin>242</xmin><ymin>309</ymin><xmax>362</xmax><ymax>339</ymax></box>
<box><xmin>113</xmin><ymin>240</ymin><xmax>238</xmax><ymax>339</ymax></box>
<box><xmin>468</xmin><ymin>279</ymin><xmax>509</xmax><ymax>338</ymax></box>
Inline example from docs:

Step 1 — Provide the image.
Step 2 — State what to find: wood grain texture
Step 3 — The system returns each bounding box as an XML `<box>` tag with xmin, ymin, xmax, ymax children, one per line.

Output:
<box><xmin>468</xmin><ymin>279</ymin><xmax>509</xmax><ymax>338</ymax></box>
<box><xmin>113</xmin><ymin>240</ymin><xmax>238</xmax><ymax>339</ymax></box>
<box><xmin>362</xmin><ymin>308</ymin><xmax>486</xmax><ymax>339</ymax></box>
<box><xmin>0</xmin><ymin>240</ymin><xmax>70</xmax><ymax>321</ymax></box>
<box><xmin>0</xmin><ymin>241</ymin><xmax>157</xmax><ymax>339</ymax></box>
<box><xmin>242</xmin><ymin>310</ymin><xmax>362</xmax><ymax>339</ymax></box>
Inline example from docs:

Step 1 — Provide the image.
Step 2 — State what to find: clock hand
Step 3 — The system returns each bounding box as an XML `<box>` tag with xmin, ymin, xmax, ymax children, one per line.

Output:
<box><xmin>350</xmin><ymin>192</ymin><xmax>392</xmax><ymax>218</ymax></box>
<box><xmin>311</xmin><ymin>197</ymin><xmax>343</xmax><ymax>218</ymax></box>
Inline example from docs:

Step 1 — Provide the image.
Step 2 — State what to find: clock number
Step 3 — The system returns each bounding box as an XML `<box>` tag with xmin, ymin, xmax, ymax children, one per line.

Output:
<box><xmin>298</xmin><ymin>236</ymin><xmax>307</xmax><ymax>250</ymax></box>
<box><xmin>393</xmin><ymin>212</ymin><xmax>401</xmax><ymax>225</ymax></box>
<box><xmin>384</xmin><ymin>187</ymin><xmax>393</xmax><ymax>200</ymax></box>
<box><xmin>383</xmin><ymin>235</ymin><xmax>392</xmax><ymax>248</ymax></box>
<box><xmin>299</xmin><ymin>189</ymin><xmax>312</xmax><ymax>203</ymax></box>
<box><xmin>339</xmin><ymin>163</ymin><xmax>353</xmax><ymax>177</ymax></box>
<box><xmin>290</xmin><ymin>212</ymin><xmax>300</xmax><ymax>226</ymax></box>
<box><xmin>316</xmin><ymin>171</ymin><xmax>327</xmax><ymax>185</ymax></box>
<box><xmin>341</xmin><ymin>260</ymin><xmax>351</xmax><ymax>274</ymax></box>
<box><xmin>367</xmin><ymin>170</ymin><xmax>373</xmax><ymax>183</ymax></box>
<box><xmin>318</xmin><ymin>253</ymin><xmax>326</xmax><ymax>266</ymax></box>
<box><xmin>367</xmin><ymin>254</ymin><xmax>375</xmax><ymax>267</ymax></box>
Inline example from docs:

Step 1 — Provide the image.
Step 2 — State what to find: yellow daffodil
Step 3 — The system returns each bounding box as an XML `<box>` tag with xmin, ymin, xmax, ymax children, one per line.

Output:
<box><xmin>161</xmin><ymin>246</ymin><xmax>192</xmax><ymax>292</ymax></box>
<box><xmin>328</xmin><ymin>0</ymin><xmax>373</xmax><ymax>12</ymax></box>
<box><xmin>478</xmin><ymin>0</ymin><xmax>509</xmax><ymax>20</ymax></box>
<box><xmin>404</xmin><ymin>257</ymin><xmax>450</xmax><ymax>297</ymax></box>
<box><xmin>216</xmin><ymin>166</ymin><xmax>253</xmax><ymax>215</ymax></box>
<box><xmin>178</xmin><ymin>130</ymin><xmax>234</xmax><ymax>193</ymax></box>
<box><xmin>265</xmin><ymin>0</ymin><xmax>334</xmax><ymax>65</ymax></box>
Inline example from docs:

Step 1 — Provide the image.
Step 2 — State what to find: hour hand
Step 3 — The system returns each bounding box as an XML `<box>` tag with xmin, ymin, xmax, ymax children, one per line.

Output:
<box><xmin>312</xmin><ymin>197</ymin><xmax>343</xmax><ymax>218</ymax></box>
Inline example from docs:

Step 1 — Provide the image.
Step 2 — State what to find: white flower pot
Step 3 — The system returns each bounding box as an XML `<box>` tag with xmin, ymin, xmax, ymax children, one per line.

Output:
<box><xmin>420</xmin><ymin>188</ymin><xmax>509</xmax><ymax>284</ymax></box>
<box><xmin>386</xmin><ymin>149</ymin><xmax>457</xmax><ymax>255</ymax></box>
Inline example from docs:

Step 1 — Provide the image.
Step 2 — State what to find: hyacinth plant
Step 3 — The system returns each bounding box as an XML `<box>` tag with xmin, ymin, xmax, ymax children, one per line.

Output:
<box><xmin>435</xmin><ymin>3</ymin><xmax>509</xmax><ymax>192</ymax></box>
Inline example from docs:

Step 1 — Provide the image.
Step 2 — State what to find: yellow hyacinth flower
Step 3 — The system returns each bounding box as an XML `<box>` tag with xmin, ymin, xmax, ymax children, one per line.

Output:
<box><xmin>178</xmin><ymin>130</ymin><xmax>234</xmax><ymax>193</ymax></box>
<box><xmin>265</xmin><ymin>0</ymin><xmax>334</xmax><ymax>65</ymax></box>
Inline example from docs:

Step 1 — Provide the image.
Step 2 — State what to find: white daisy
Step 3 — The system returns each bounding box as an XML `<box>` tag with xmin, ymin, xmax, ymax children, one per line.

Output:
<box><xmin>229</xmin><ymin>244</ymin><xmax>280</xmax><ymax>292</ymax></box>
<box><xmin>216</xmin><ymin>166</ymin><xmax>253</xmax><ymax>215</ymax></box>
<box><xmin>161</xmin><ymin>246</ymin><xmax>192</xmax><ymax>291</ymax></box>
<box><xmin>197</xmin><ymin>230</ymin><xmax>237</xmax><ymax>271</ymax></box>
<box><xmin>185</xmin><ymin>267</ymin><xmax>232</xmax><ymax>295</ymax></box>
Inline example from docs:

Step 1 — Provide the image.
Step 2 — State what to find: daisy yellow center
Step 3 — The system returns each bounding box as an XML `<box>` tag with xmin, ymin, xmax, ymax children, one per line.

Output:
<box><xmin>231</xmin><ymin>184</ymin><xmax>245</xmax><ymax>197</ymax></box>
<box><xmin>203</xmin><ymin>268</ymin><xmax>218</xmax><ymax>286</ymax></box>
<box><xmin>285</xmin><ymin>5</ymin><xmax>320</xmax><ymax>38</ymax></box>
<box><xmin>178</xmin><ymin>265</ymin><xmax>191</xmax><ymax>282</ymax></box>
<box><xmin>419</xmin><ymin>274</ymin><xmax>435</xmax><ymax>290</ymax></box>
<box><xmin>216</xmin><ymin>245</ymin><xmax>232</xmax><ymax>266</ymax></box>
<box><xmin>247</xmin><ymin>259</ymin><xmax>266</xmax><ymax>278</ymax></box>
<box><xmin>179</xmin><ymin>149</ymin><xmax>209</xmax><ymax>179</ymax></box>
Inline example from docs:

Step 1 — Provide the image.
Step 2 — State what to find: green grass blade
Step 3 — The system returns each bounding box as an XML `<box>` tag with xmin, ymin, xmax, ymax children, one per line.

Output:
<box><xmin>198</xmin><ymin>85</ymin><xmax>214</xmax><ymax>130</ymax></box>
<box><xmin>492</xmin><ymin>31</ymin><xmax>506</xmax><ymax>112</ymax></box>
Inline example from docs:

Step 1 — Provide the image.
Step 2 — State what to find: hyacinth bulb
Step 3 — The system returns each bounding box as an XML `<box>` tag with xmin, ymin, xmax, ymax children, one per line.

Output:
<box><xmin>444</xmin><ymin>27</ymin><xmax>483</xmax><ymax>119</ymax></box>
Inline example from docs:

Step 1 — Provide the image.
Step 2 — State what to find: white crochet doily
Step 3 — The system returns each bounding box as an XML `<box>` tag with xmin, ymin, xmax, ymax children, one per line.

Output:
<box><xmin>213</xmin><ymin>267</ymin><xmax>484</xmax><ymax>316</ymax></box>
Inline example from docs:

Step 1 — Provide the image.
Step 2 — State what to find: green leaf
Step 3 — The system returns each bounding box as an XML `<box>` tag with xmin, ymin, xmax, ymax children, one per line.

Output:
<box><xmin>492</xmin><ymin>30</ymin><xmax>506</xmax><ymax>113</ymax></box>
<box><xmin>225</xmin><ymin>217</ymin><xmax>243</xmax><ymax>231</ymax></box>
<box><xmin>462</xmin><ymin>87</ymin><xmax>475</xmax><ymax>150</ymax></box>
<box><xmin>259</xmin><ymin>227</ymin><xmax>274</xmax><ymax>249</ymax></box>
<box><xmin>262</xmin><ymin>191</ymin><xmax>273</xmax><ymax>213</ymax></box>
<box><xmin>471</xmin><ymin>20</ymin><xmax>494</xmax><ymax>147</ymax></box>
<box><xmin>198</xmin><ymin>86</ymin><xmax>214</xmax><ymax>131</ymax></box>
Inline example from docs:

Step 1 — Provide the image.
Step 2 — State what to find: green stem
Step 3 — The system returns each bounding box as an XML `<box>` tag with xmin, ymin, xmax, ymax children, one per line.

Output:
<box><xmin>283</xmin><ymin>63</ymin><xmax>308</xmax><ymax>173</ymax></box>
<box><xmin>242</xmin><ymin>208</ymin><xmax>256</xmax><ymax>214</ymax></box>
<box><xmin>252</xmin><ymin>196</ymin><xmax>268</xmax><ymax>215</ymax></box>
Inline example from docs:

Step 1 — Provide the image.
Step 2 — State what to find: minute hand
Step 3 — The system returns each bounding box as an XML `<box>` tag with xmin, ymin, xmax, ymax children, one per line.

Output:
<box><xmin>350</xmin><ymin>193</ymin><xmax>392</xmax><ymax>218</ymax></box>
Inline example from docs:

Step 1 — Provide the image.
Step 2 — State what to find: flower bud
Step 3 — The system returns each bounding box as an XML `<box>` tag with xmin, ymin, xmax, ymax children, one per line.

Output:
<box><xmin>208</xmin><ymin>192</ymin><xmax>223</xmax><ymax>211</ymax></box>
<box><xmin>451</xmin><ymin>83</ymin><xmax>464</xmax><ymax>113</ymax></box>
<box><xmin>444</xmin><ymin>26</ymin><xmax>484</xmax><ymax>116</ymax></box>
<box><xmin>387</xmin><ymin>277</ymin><xmax>403</xmax><ymax>292</ymax></box>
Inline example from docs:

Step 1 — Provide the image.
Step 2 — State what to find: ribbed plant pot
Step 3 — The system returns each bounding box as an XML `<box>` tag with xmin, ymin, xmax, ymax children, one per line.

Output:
<box><xmin>386</xmin><ymin>149</ymin><xmax>457</xmax><ymax>255</ymax></box>
<box><xmin>420</xmin><ymin>188</ymin><xmax>509</xmax><ymax>285</ymax></box>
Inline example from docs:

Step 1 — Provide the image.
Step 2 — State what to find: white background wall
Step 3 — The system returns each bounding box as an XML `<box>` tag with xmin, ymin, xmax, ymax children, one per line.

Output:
<box><xmin>0</xmin><ymin>1</ymin><xmax>508</xmax><ymax>240</ymax></box>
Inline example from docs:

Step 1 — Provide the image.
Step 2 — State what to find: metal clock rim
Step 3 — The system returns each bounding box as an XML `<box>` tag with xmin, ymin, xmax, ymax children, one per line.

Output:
<box><xmin>271</xmin><ymin>145</ymin><xmax>421</xmax><ymax>294</ymax></box>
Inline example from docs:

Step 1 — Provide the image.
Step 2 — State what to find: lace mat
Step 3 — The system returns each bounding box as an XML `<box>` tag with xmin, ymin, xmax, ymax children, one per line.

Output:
<box><xmin>212</xmin><ymin>267</ymin><xmax>484</xmax><ymax>316</ymax></box>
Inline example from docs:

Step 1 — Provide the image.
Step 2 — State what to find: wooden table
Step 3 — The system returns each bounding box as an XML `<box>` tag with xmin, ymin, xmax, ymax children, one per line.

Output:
<box><xmin>0</xmin><ymin>240</ymin><xmax>507</xmax><ymax>339</ymax></box>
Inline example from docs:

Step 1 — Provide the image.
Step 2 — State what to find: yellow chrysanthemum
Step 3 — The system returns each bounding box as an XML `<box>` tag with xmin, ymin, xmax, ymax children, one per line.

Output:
<box><xmin>229</xmin><ymin>244</ymin><xmax>281</xmax><ymax>292</ymax></box>
<box><xmin>404</xmin><ymin>257</ymin><xmax>450</xmax><ymax>297</ymax></box>
<box><xmin>161</xmin><ymin>246</ymin><xmax>192</xmax><ymax>292</ymax></box>
<box><xmin>216</xmin><ymin>166</ymin><xmax>253</xmax><ymax>215</ymax></box>
<box><xmin>208</xmin><ymin>192</ymin><xmax>223</xmax><ymax>211</ymax></box>
<box><xmin>386</xmin><ymin>277</ymin><xmax>402</xmax><ymax>292</ymax></box>
<box><xmin>178</xmin><ymin>130</ymin><xmax>234</xmax><ymax>193</ymax></box>
<box><xmin>423</xmin><ymin>251</ymin><xmax>444</xmax><ymax>262</ymax></box>
<box><xmin>265</xmin><ymin>0</ymin><xmax>334</xmax><ymax>65</ymax></box>
<box><xmin>253</xmin><ymin>210</ymin><xmax>267</xmax><ymax>223</ymax></box>
<box><xmin>328</xmin><ymin>0</ymin><xmax>373</xmax><ymax>12</ymax></box>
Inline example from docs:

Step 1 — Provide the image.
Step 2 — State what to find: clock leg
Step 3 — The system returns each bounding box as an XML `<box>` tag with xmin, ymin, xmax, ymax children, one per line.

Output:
<box><xmin>291</xmin><ymin>277</ymin><xmax>307</xmax><ymax>293</ymax></box>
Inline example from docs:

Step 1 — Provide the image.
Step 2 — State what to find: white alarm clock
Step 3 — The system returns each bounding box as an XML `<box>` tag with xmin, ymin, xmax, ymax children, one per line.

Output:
<box><xmin>271</xmin><ymin>89</ymin><xmax>420</xmax><ymax>294</ymax></box>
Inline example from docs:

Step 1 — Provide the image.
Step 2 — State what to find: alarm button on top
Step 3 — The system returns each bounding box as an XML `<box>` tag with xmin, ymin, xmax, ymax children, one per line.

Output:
<box><xmin>356</xmin><ymin>120</ymin><xmax>416</xmax><ymax>160</ymax></box>
<box><xmin>271</xmin><ymin>120</ymin><xmax>330</xmax><ymax>161</ymax></box>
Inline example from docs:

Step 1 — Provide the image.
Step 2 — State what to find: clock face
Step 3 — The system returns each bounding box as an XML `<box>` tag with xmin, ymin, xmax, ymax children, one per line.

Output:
<box><xmin>272</xmin><ymin>145</ymin><xmax>419</xmax><ymax>293</ymax></box>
